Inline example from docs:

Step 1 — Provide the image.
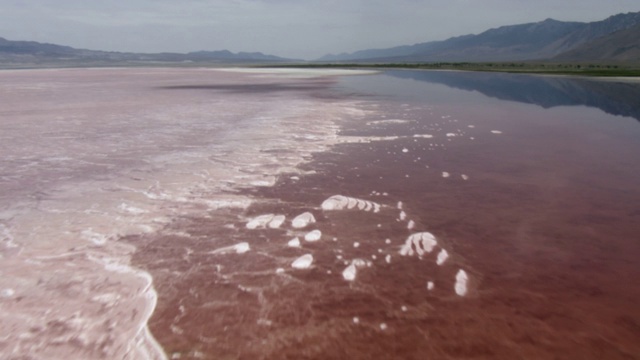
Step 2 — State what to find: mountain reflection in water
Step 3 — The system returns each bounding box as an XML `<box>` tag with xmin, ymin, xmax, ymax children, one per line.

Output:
<box><xmin>384</xmin><ymin>70</ymin><xmax>640</xmax><ymax>121</ymax></box>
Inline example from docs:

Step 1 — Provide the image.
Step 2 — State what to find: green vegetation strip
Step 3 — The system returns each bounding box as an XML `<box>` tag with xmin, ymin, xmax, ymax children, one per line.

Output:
<box><xmin>259</xmin><ymin>62</ymin><xmax>640</xmax><ymax>77</ymax></box>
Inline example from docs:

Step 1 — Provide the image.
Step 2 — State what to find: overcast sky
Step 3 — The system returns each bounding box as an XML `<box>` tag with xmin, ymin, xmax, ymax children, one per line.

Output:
<box><xmin>0</xmin><ymin>0</ymin><xmax>638</xmax><ymax>59</ymax></box>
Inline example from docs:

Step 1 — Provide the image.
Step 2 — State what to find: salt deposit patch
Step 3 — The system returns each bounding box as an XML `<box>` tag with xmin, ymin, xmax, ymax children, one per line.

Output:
<box><xmin>400</xmin><ymin>232</ymin><xmax>437</xmax><ymax>256</ymax></box>
<box><xmin>304</xmin><ymin>230</ymin><xmax>322</xmax><ymax>242</ymax></box>
<box><xmin>321</xmin><ymin>195</ymin><xmax>380</xmax><ymax>213</ymax></box>
<box><xmin>491</xmin><ymin>130</ymin><xmax>503</xmax><ymax>134</ymax></box>
<box><xmin>427</xmin><ymin>281</ymin><xmax>435</xmax><ymax>291</ymax></box>
<box><xmin>246</xmin><ymin>214</ymin><xmax>274</xmax><ymax>229</ymax></box>
<box><xmin>407</xmin><ymin>220</ymin><xmax>415</xmax><ymax>230</ymax></box>
<box><xmin>287</xmin><ymin>237</ymin><xmax>301</xmax><ymax>248</ymax></box>
<box><xmin>413</xmin><ymin>134</ymin><xmax>434</xmax><ymax>138</ymax></box>
<box><xmin>268</xmin><ymin>215</ymin><xmax>286</xmax><ymax>229</ymax></box>
<box><xmin>442</xmin><ymin>172</ymin><xmax>450</xmax><ymax>178</ymax></box>
<box><xmin>292</xmin><ymin>254</ymin><xmax>314</xmax><ymax>269</ymax></box>
<box><xmin>455</xmin><ymin>269</ymin><xmax>469</xmax><ymax>296</ymax></box>
<box><xmin>436</xmin><ymin>249</ymin><xmax>449</xmax><ymax>265</ymax></box>
<box><xmin>461</xmin><ymin>174</ymin><xmax>469</xmax><ymax>180</ymax></box>
<box><xmin>342</xmin><ymin>264</ymin><xmax>357</xmax><ymax>281</ymax></box>
<box><xmin>210</xmin><ymin>242</ymin><xmax>250</xmax><ymax>255</ymax></box>
<box><xmin>291</xmin><ymin>212</ymin><xmax>316</xmax><ymax>229</ymax></box>
<box><xmin>367</xmin><ymin>119</ymin><xmax>413</xmax><ymax>125</ymax></box>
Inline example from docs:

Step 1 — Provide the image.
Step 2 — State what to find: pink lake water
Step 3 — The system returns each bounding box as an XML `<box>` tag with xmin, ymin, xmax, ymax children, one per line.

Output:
<box><xmin>1</xmin><ymin>68</ymin><xmax>639</xmax><ymax>359</ymax></box>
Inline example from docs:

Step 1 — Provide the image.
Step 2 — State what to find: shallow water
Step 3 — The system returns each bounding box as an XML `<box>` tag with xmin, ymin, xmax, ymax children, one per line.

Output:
<box><xmin>1</xmin><ymin>68</ymin><xmax>639</xmax><ymax>359</ymax></box>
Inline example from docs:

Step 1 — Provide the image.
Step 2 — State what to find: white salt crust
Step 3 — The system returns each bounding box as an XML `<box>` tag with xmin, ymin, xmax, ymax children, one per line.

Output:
<box><xmin>291</xmin><ymin>254</ymin><xmax>314</xmax><ymax>269</ymax></box>
<box><xmin>246</xmin><ymin>214</ymin><xmax>286</xmax><ymax>229</ymax></box>
<box><xmin>287</xmin><ymin>237</ymin><xmax>301</xmax><ymax>247</ymax></box>
<box><xmin>210</xmin><ymin>242</ymin><xmax>250</xmax><ymax>255</ymax></box>
<box><xmin>342</xmin><ymin>264</ymin><xmax>357</xmax><ymax>281</ymax></box>
<box><xmin>436</xmin><ymin>249</ymin><xmax>449</xmax><ymax>265</ymax></box>
<box><xmin>427</xmin><ymin>281</ymin><xmax>435</xmax><ymax>291</ymax></box>
<box><xmin>291</xmin><ymin>212</ymin><xmax>316</xmax><ymax>228</ymax></box>
<box><xmin>455</xmin><ymin>269</ymin><xmax>469</xmax><ymax>296</ymax></box>
<box><xmin>321</xmin><ymin>195</ymin><xmax>381</xmax><ymax>213</ymax></box>
<box><xmin>400</xmin><ymin>232</ymin><xmax>437</xmax><ymax>256</ymax></box>
<box><xmin>304</xmin><ymin>230</ymin><xmax>322</xmax><ymax>242</ymax></box>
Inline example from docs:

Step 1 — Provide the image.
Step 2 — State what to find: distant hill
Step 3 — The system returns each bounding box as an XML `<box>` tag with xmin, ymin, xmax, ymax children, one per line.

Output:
<box><xmin>0</xmin><ymin>37</ymin><xmax>295</xmax><ymax>66</ymax></box>
<box><xmin>318</xmin><ymin>11</ymin><xmax>640</xmax><ymax>63</ymax></box>
<box><xmin>553</xmin><ymin>23</ymin><xmax>640</xmax><ymax>62</ymax></box>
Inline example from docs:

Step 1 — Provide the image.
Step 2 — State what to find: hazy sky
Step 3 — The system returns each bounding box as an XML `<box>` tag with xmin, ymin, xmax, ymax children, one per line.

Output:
<box><xmin>0</xmin><ymin>0</ymin><xmax>638</xmax><ymax>59</ymax></box>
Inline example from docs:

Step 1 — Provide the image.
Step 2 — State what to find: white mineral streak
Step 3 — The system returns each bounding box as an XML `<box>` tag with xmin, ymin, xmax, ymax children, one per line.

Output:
<box><xmin>304</xmin><ymin>230</ymin><xmax>322</xmax><ymax>242</ymax></box>
<box><xmin>455</xmin><ymin>269</ymin><xmax>469</xmax><ymax>296</ymax></box>
<box><xmin>292</xmin><ymin>254</ymin><xmax>314</xmax><ymax>269</ymax></box>
<box><xmin>321</xmin><ymin>195</ymin><xmax>380</xmax><ymax>213</ymax></box>
<box><xmin>413</xmin><ymin>134</ymin><xmax>434</xmax><ymax>138</ymax></box>
<box><xmin>436</xmin><ymin>249</ymin><xmax>449</xmax><ymax>265</ymax></box>
<box><xmin>399</xmin><ymin>232</ymin><xmax>438</xmax><ymax>256</ymax></box>
<box><xmin>291</xmin><ymin>212</ymin><xmax>316</xmax><ymax>228</ymax></box>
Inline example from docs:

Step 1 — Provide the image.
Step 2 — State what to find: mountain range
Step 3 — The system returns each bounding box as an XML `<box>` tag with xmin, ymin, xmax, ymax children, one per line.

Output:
<box><xmin>0</xmin><ymin>37</ymin><xmax>295</xmax><ymax>67</ymax></box>
<box><xmin>318</xmin><ymin>11</ymin><xmax>640</xmax><ymax>63</ymax></box>
<box><xmin>1</xmin><ymin>11</ymin><xmax>639</xmax><ymax>66</ymax></box>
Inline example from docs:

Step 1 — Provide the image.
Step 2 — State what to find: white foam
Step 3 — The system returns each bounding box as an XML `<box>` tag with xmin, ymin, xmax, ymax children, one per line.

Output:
<box><xmin>342</xmin><ymin>264</ymin><xmax>357</xmax><ymax>281</ymax></box>
<box><xmin>292</xmin><ymin>212</ymin><xmax>316</xmax><ymax>228</ymax></box>
<box><xmin>436</xmin><ymin>249</ymin><xmax>449</xmax><ymax>265</ymax></box>
<box><xmin>287</xmin><ymin>237</ymin><xmax>301</xmax><ymax>247</ymax></box>
<box><xmin>304</xmin><ymin>230</ymin><xmax>322</xmax><ymax>242</ymax></box>
<box><xmin>400</xmin><ymin>232</ymin><xmax>437</xmax><ymax>256</ymax></box>
<box><xmin>442</xmin><ymin>172</ymin><xmax>450</xmax><ymax>178</ymax></box>
<box><xmin>427</xmin><ymin>281</ymin><xmax>435</xmax><ymax>291</ymax></box>
<box><xmin>246</xmin><ymin>214</ymin><xmax>274</xmax><ymax>229</ymax></box>
<box><xmin>491</xmin><ymin>130</ymin><xmax>503</xmax><ymax>134</ymax></box>
<box><xmin>268</xmin><ymin>215</ymin><xmax>286</xmax><ymax>229</ymax></box>
<box><xmin>291</xmin><ymin>254</ymin><xmax>313</xmax><ymax>269</ymax></box>
<box><xmin>455</xmin><ymin>269</ymin><xmax>468</xmax><ymax>296</ymax></box>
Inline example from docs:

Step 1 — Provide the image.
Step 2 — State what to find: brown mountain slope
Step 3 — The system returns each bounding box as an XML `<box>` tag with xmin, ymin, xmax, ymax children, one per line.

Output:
<box><xmin>553</xmin><ymin>23</ymin><xmax>640</xmax><ymax>62</ymax></box>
